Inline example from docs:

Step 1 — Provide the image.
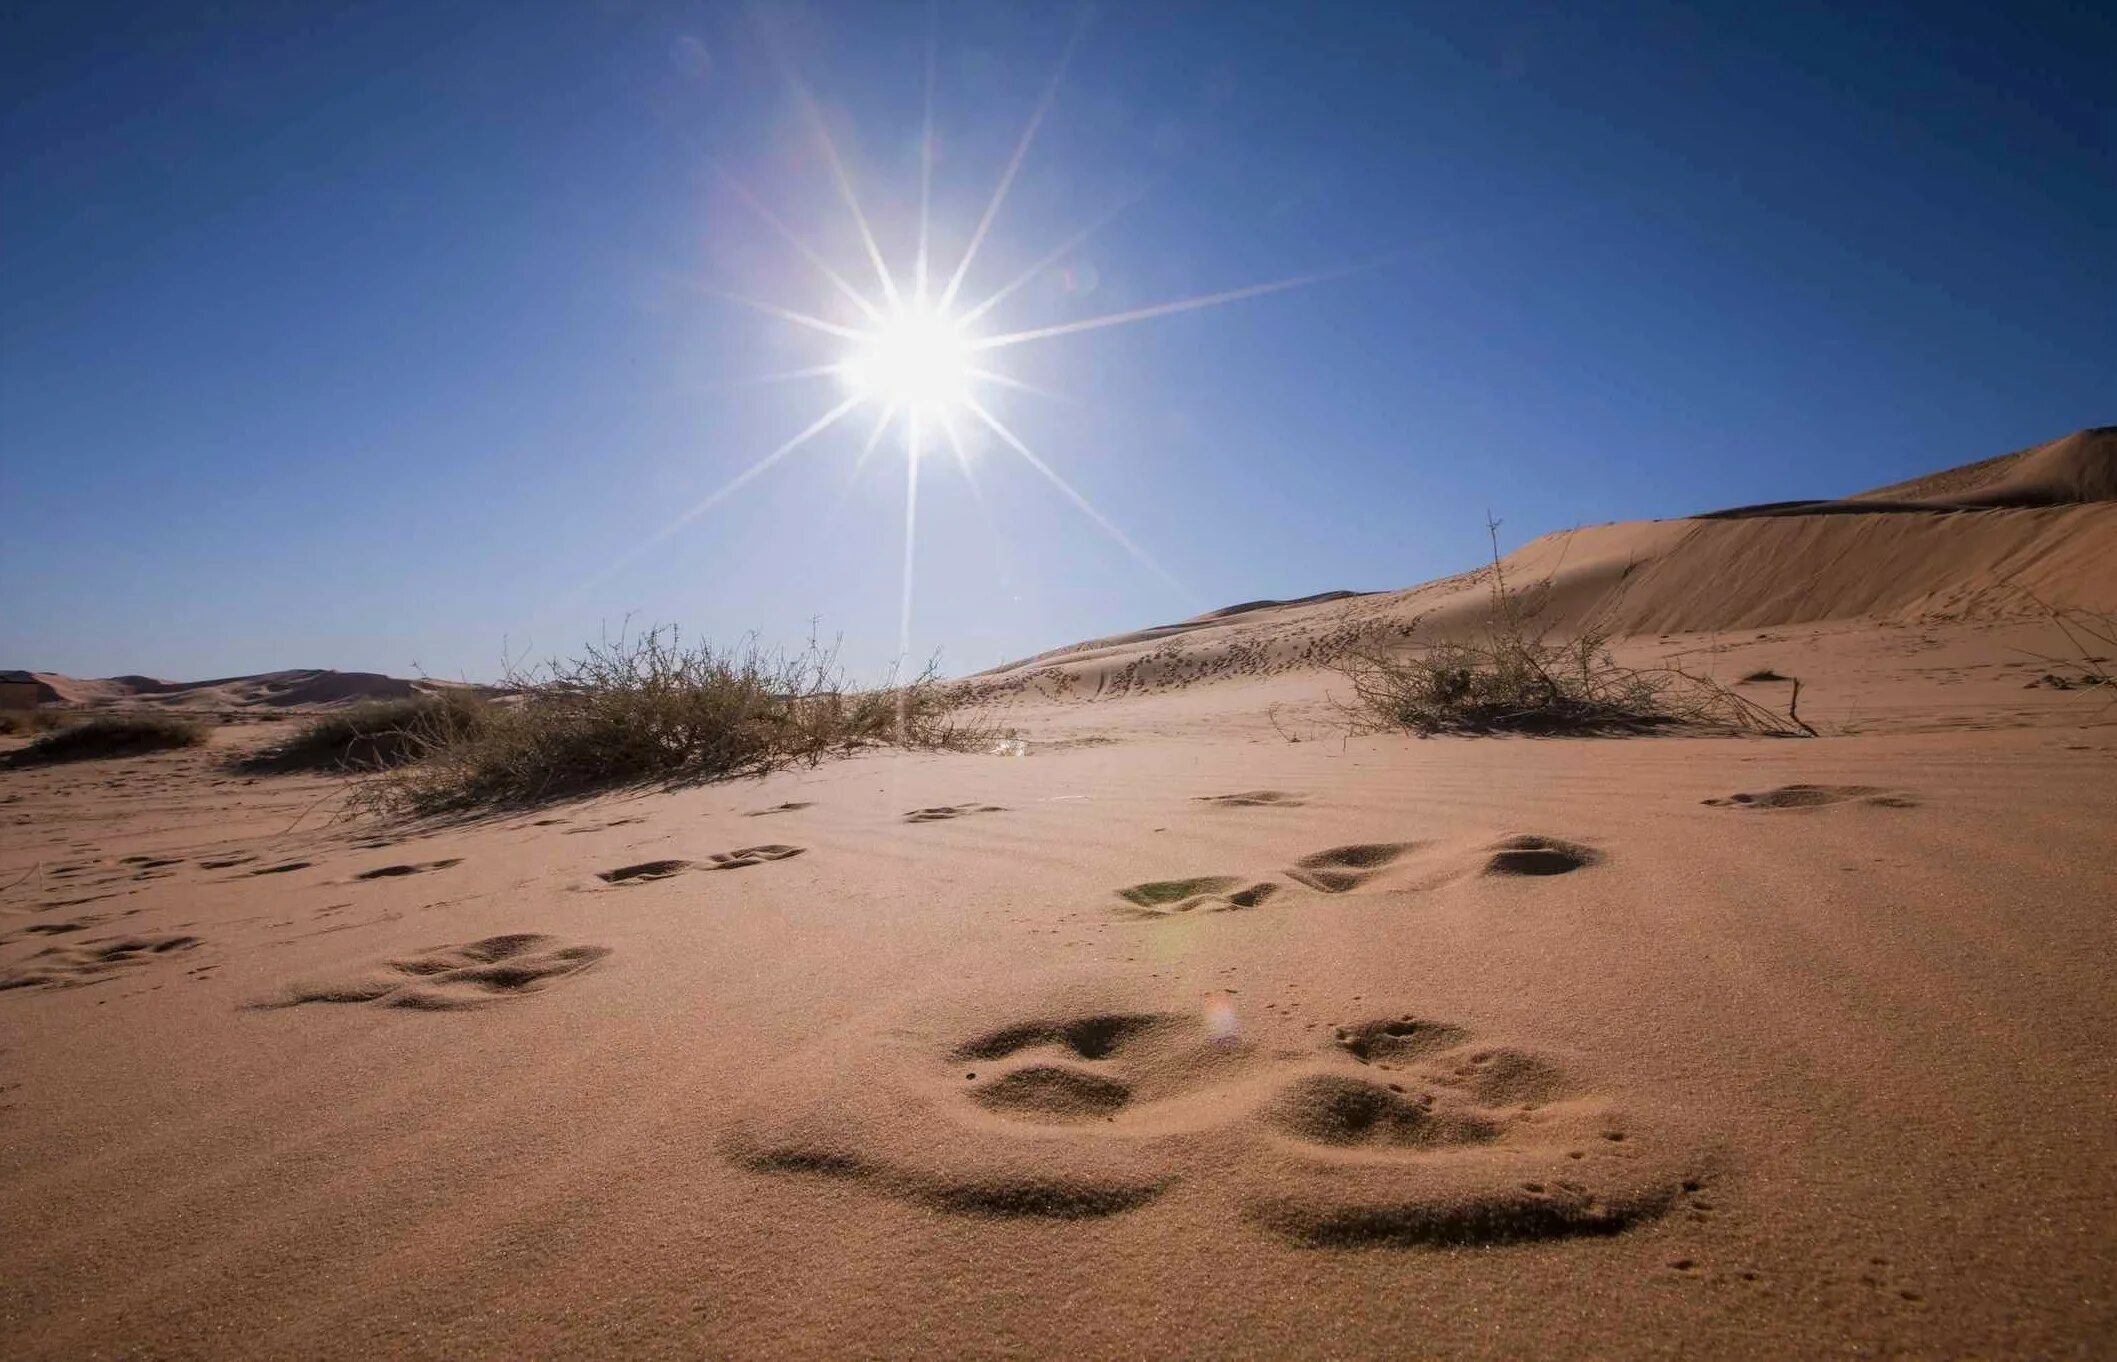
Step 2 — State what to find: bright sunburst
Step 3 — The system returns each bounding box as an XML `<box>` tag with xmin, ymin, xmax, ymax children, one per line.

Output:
<box><xmin>837</xmin><ymin>299</ymin><xmax>974</xmax><ymax>415</ymax></box>
<box><xmin>616</xmin><ymin>14</ymin><xmax>1365</xmax><ymax>663</ymax></box>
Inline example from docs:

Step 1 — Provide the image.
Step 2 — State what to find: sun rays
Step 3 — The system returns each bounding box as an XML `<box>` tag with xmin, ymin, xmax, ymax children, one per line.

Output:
<box><xmin>638</xmin><ymin>14</ymin><xmax>1361</xmax><ymax>664</ymax></box>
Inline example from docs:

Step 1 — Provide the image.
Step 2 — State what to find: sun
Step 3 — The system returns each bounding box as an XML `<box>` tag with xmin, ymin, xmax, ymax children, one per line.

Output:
<box><xmin>595</xmin><ymin>14</ymin><xmax>1363</xmax><ymax>663</ymax></box>
<box><xmin>838</xmin><ymin>299</ymin><xmax>973</xmax><ymax>413</ymax></box>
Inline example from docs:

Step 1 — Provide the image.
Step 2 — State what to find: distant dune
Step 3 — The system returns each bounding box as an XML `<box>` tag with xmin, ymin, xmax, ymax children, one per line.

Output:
<box><xmin>976</xmin><ymin>426</ymin><xmax>2117</xmax><ymax>701</ymax></box>
<box><xmin>17</xmin><ymin>668</ymin><xmax>473</xmax><ymax>711</ymax></box>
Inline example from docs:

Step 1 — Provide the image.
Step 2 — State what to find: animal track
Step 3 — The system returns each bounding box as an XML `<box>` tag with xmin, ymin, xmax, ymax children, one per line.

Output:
<box><xmin>1250</xmin><ymin>1017</ymin><xmax>1685</xmax><ymax>1248</ymax></box>
<box><xmin>1112</xmin><ymin>876</ymin><xmax>1280</xmax><ymax>918</ymax></box>
<box><xmin>903</xmin><ymin>804</ymin><xmax>1007</xmax><ymax>823</ymax></box>
<box><xmin>257</xmin><ymin>933</ymin><xmax>609</xmax><ymax>1010</ymax></box>
<box><xmin>1270</xmin><ymin>1074</ymin><xmax>1502</xmax><ymax>1148</ymax></box>
<box><xmin>1704</xmin><ymin>784</ymin><xmax>1916</xmax><ymax>811</ymax></box>
<box><xmin>745</xmin><ymin>802</ymin><xmax>813</xmax><ymax>817</ymax></box>
<box><xmin>562</xmin><ymin>816</ymin><xmax>647</xmax><ymax>836</ymax></box>
<box><xmin>727</xmin><ymin>980</ymin><xmax>1694</xmax><ymax>1247</ymax></box>
<box><xmin>1</xmin><ymin>934</ymin><xmax>202</xmax><ymax>992</ymax></box>
<box><xmin>596</xmin><ymin>859</ymin><xmax>693</xmax><ymax>884</ymax></box>
<box><xmin>1333</xmin><ymin>1017</ymin><xmax>1474</xmax><ymax>1065</ymax></box>
<box><xmin>709</xmin><ymin>844</ymin><xmax>804</xmax><ymax>870</ymax></box>
<box><xmin>355</xmin><ymin>858</ymin><xmax>463</xmax><ymax>880</ymax></box>
<box><xmin>1478</xmin><ymin>834</ymin><xmax>1601</xmax><ymax>877</ymax></box>
<box><xmin>1194</xmin><ymin>790</ymin><xmax>1304</xmax><ymax>808</ymax></box>
<box><xmin>1286</xmin><ymin>843</ymin><xmax>1415</xmax><ymax>893</ymax></box>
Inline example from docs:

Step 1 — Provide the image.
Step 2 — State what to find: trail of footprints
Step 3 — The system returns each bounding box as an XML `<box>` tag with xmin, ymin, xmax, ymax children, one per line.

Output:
<box><xmin>1115</xmin><ymin>833</ymin><xmax>1604</xmax><ymax>918</ymax></box>
<box><xmin>58</xmin><ymin>775</ymin><xmax>1921</xmax><ymax>1262</ymax></box>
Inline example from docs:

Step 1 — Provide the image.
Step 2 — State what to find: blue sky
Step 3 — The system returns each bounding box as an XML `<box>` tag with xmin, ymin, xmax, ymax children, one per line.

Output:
<box><xmin>3</xmin><ymin>1</ymin><xmax>2110</xmax><ymax>682</ymax></box>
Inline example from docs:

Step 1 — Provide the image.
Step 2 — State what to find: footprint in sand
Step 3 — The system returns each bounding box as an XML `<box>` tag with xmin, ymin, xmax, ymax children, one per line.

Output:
<box><xmin>1286</xmin><ymin>843</ymin><xmax>1417</xmax><ymax>893</ymax></box>
<box><xmin>19</xmin><ymin>918</ymin><xmax>100</xmax><ymax>937</ymax></box>
<box><xmin>1194</xmin><ymin>790</ymin><xmax>1305</xmax><ymax>809</ymax></box>
<box><xmin>1111</xmin><ymin>876</ymin><xmax>1280</xmax><ymax>918</ymax></box>
<box><xmin>1476</xmin><ymin>834</ymin><xmax>1602</xmax><ymax>877</ymax></box>
<box><xmin>254</xmin><ymin>933</ymin><xmax>609</xmax><ymax>1011</ymax></box>
<box><xmin>1244</xmin><ymin>1018</ymin><xmax>1688</xmax><ymax>1248</ymax></box>
<box><xmin>1114</xmin><ymin>835</ymin><xmax>1602</xmax><ymax>920</ymax></box>
<box><xmin>724</xmin><ymin>978</ymin><xmax>1698</xmax><ymax>1245</ymax></box>
<box><xmin>1</xmin><ymin>934</ymin><xmax>202</xmax><ymax>992</ymax></box>
<box><xmin>595</xmin><ymin>846</ymin><xmax>806</xmax><ymax>885</ymax></box>
<box><xmin>709</xmin><ymin>844</ymin><xmax>805</xmax><ymax>870</ymax></box>
<box><xmin>562</xmin><ymin>816</ymin><xmax>648</xmax><ymax>836</ymax></box>
<box><xmin>724</xmin><ymin>989</ymin><xmax>1250</xmax><ymax>1220</ymax></box>
<box><xmin>596</xmin><ymin>859</ymin><xmax>693</xmax><ymax>885</ymax></box>
<box><xmin>903</xmin><ymin>804</ymin><xmax>1007</xmax><ymax>824</ymax></box>
<box><xmin>354</xmin><ymin>858</ymin><xmax>463</xmax><ymax>881</ymax></box>
<box><xmin>1705</xmin><ymin>784</ymin><xmax>1916</xmax><ymax>811</ymax></box>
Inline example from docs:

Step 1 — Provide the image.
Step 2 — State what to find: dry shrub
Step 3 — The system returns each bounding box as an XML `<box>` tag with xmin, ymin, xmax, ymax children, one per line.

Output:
<box><xmin>6</xmin><ymin>711</ymin><xmax>206</xmax><ymax>764</ymax></box>
<box><xmin>1337</xmin><ymin>523</ymin><xmax>1812</xmax><ymax>739</ymax></box>
<box><xmin>239</xmin><ymin>691</ymin><xmax>492</xmax><ymax>772</ymax></box>
<box><xmin>355</xmin><ymin>626</ymin><xmax>1000</xmax><ymax>815</ymax></box>
<box><xmin>2013</xmin><ymin>597</ymin><xmax>2115</xmax><ymax>708</ymax></box>
<box><xmin>0</xmin><ymin>709</ymin><xmax>65</xmax><ymax>737</ymax></box>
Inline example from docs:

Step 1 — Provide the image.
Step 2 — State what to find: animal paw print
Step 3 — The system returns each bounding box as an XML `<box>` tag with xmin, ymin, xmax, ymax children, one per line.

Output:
<box><xmin>1246</xmin><ymin>1018</ymin><xmax>1686</xmax><ymax>1248</ymax></box>
<box><xmin>1112</xmin><ymin>876</ymin><xmax>1280</xmax><ymax>918</ymax></box>
<box><xmin>903</xmin><ymin>804</ymin><xmax>1007</xmax><ymax>824</ymax></box>
<box><xmin>709</xmin><ymin>844</ymin><xmax>804</xmax><ymax>870</ymax></box>
<box><xmin>255</xmin><ymin>933</ymin><xmax>609</xmax><ymax>1010</ymax></box>
<box><xmin>597</xmin><ymin>859</ymin><xmax>693</xmax><ymax>885</ymax></box>
<box><xmin>1286</xmin><ymin>843</ymin><xmax>1415</xmax><ymax>893</ymax></box>
<box><xmin>355</xmin><ymin>858</ymin><xmax>463</xmax><ymax>880</ymax></box>
<box><xmin>1</xmin><ymin>934</ymin><xmax>201</xmax><ymax>992</ymax></box>
<box><xmin>1704</xmin><ymin>784</ymin><xmax>1915</xmax><ymax>811</ymax></box>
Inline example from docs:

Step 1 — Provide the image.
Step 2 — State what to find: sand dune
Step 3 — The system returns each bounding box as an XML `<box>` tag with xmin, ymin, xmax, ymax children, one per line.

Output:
<box><xmin>2</xmin><ymin>430</ymin><xmax>2113</xmax><ymax>1358</ymax></box>
<box><xmin>975</xmin><ymin>428</ymin><xmax>2117</xmax><ymax>703</ymax></box>
<box><xmin>20</xmin><ymin>668</ymin><xmax>469</xmax><ymax>711</ymax></box>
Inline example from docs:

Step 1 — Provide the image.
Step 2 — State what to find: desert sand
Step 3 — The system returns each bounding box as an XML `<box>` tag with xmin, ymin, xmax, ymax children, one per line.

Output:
<box><xmin>2</xmin><ymin>430</ymin><xmax>2114</xmax><ymax>1359</ymax></box>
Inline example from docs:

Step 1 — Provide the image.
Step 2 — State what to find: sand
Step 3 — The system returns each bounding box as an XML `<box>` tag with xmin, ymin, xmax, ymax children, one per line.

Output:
<box><xmin>3</xmin><ymin>437</ymin><xmax>2115</xmax><ymax>1358</ymax></box>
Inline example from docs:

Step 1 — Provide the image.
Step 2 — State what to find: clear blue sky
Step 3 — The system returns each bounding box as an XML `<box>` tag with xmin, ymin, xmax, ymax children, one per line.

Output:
<box><xmin>3</xmin><ymin>1</ymin><xmax>2110</xmax><ymax>682</ymax></box>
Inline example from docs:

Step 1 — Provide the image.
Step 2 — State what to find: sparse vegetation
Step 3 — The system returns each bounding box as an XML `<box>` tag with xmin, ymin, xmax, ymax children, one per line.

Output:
<box><xmin>238</xmin><ymin>691</ymin><xmax>493</xmax><ymax>772</ymax></box>
<box><xmin>1336</xmin><ymin>522</ymin><xmax>1813</xmax><ymax>738</ymax></box>
<box><xmin>353</xmin><ymin>626</ymin><xmax>1000</xmax><ymax>815</ymax></box>
<box><xmin>2013</xmin><ymin>597</ymin><xmax>2115</xmax><ymax>708</ymax></box>
<box><xmin>0</xmin><ymin>709</ymin><xmax>64</xmax><ymax>737</ymax></box>
<box><xmin>5</xmin><ymin>711</ymin><xmax>206</xmax><ymax>764</ymax></box>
